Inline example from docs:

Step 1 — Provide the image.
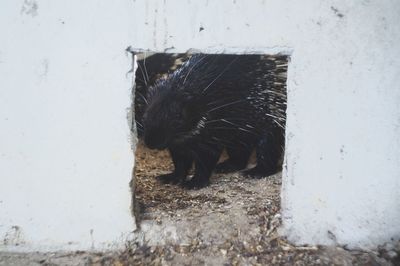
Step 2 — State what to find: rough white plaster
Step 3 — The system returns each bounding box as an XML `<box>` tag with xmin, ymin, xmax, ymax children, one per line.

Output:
<box><xmin>0</xmin><ymin>0</ymin><xmax>136</xmax><ymax>251</ymax></box>
<box><xmin>128</xmin><ymin>0</ymin><xmax>400</xmax><ymax>248</ymax></box>
<box><xmin>1</xmin><ymin>0</ymin><xmax>399</xmax><ymax>251</ymax></box>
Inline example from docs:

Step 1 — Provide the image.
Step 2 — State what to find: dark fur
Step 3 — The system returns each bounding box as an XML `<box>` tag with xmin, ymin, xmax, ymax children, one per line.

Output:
<box><xmin>142</xmin><ymin>54</ymin><xmax>287</xmax><ymax>189</ymax></box>
<box><xmin>134</xmin><ymin>53</ymin><xmax>188</xmax><ymax>137</ymax></box>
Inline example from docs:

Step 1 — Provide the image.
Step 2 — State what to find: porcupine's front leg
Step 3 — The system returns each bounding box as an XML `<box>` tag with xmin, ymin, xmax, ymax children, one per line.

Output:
<box><xmin>183</xmin><ymin>143</ymin><xmax>223</xmax><ymax>189</ymax></box>
<box><xmin>243</xmin><ymin>127</ymin><xmax>284</xmax><ymax>178</ymax></box>
<box><xmin>156</xmin><ymin>146</ymin><xmax>193</xmax><ymax>184</ymax></box>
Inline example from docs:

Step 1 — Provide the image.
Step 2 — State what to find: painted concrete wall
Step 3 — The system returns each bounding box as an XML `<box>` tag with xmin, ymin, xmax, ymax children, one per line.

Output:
<box><xmin>128</xmin><ymin>0</ymin><xmax>400</xmax><ymax>248</ymax></box>
<box><xmin>0</xmin><ymin>1</ymin><xmax>136</xmax><ymax>251</ymax></box>
<box><xmin>1</xmin><ymin>0</ymin><xmax>399</xmax><ymax>251</ymax></box>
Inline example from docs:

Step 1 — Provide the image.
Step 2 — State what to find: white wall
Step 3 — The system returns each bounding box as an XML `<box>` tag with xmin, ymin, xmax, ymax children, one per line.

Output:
<box><xmin>0</xmin><ymin>1</ymin><xmax>136</xmax><ymax>251</ymax></box>
<box><xmin>1</xmin><ymin>0</ymin><xmax>399</xmax><ymax>251</ymax></box>
<box><xmin>128</xmin><ymin>0</ymin><xmax>400</xmax><ymax>248</ymax></box>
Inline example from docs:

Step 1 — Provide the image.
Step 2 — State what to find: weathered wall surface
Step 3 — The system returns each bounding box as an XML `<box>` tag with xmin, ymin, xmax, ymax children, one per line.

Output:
<box><xmin>1</xmin><ymin>0</ymin><xmax>399</xmax><ymax>251</ymax></box>
<box><xmin>0</xmin><ymin>0</ymin><xmax>136</xmax><ymax>251</ymax></box>
<box><xmin>128</xmin><ymin>0</ymin><xmax>400</xmax><ymax>248</ymax></box>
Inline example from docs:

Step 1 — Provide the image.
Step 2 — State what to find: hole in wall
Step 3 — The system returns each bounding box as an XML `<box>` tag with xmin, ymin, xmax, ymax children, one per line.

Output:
<box><xmin>131</xmin><ymin>52</ymin><xmax>289</xmax><ymax>246</ymax></box>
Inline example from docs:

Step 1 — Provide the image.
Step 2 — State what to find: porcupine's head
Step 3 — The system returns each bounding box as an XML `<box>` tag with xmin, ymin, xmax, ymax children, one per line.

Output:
<box><xmin>142</xmin><ymin>57</ymin><xmax>204</xmax><ymax>150</ymax></box>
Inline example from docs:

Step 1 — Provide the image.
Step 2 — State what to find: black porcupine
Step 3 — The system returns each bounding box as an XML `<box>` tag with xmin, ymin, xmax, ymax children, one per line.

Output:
<box><xmin>142</xmin><ymin>53</ymin><xmax>288</xmax><ymax>189</ymax></box>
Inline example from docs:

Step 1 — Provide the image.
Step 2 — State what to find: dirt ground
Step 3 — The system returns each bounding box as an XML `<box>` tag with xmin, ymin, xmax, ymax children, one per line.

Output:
<box><xmin>1</xmin><ymin>143</ymin><xmax>399</xmax><ymax>266</ymax></box>
<box><xmin>123</xmin><ymin>143</ymin><xmax>400</xmax><ymax>265</ymax></box>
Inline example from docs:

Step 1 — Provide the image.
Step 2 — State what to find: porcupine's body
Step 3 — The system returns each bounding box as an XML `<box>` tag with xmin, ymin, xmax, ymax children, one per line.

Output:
<box><xmin>142</xmin><ymin>54</ymin><xmax>288</xmax><ymax>188</ymax></box>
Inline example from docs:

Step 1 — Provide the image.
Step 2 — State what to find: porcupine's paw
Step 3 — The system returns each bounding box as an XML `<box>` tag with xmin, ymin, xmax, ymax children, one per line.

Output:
<box><xmin>181</xmin><ymin>176</ymin><xmax>210</xmax><ymax>190</ymax></box>
<box><xmin>241</xmin><ymin>166</ymin><xmax>276</xmax><ymax>179</ymax></box>
<box><xmin>156</xmin><ymin>173</ymin><xmax>181</xmax><ymax>185</ymax></box>
<box><xmin>215</xmin><ymin>160</ymin><xmax>245</xmax><ymax>174</ymax></box>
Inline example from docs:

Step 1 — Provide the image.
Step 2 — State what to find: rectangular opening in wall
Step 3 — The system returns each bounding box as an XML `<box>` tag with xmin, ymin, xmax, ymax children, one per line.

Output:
<box><xmin>132</xmin><ymin>52</ymin><xmax>288</xmax><ymax>249</ymax></box>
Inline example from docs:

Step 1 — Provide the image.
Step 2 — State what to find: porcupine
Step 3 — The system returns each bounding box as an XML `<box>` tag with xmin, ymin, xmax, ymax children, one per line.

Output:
<box><xmin>134</xmin><ymin>53</ymin><xmax>255</xmax><ymax>168</ymax></box>
<box><xmin>142</xmin><ymin>53</ymin><xmax>288</xmax><ymax>189</ymax></box>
